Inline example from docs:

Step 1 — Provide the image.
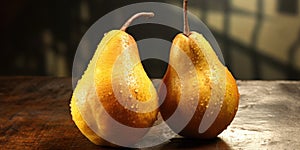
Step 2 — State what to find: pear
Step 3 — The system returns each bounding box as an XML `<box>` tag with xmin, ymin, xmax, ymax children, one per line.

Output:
<box><xmin>159</xmin><ymin>0</ymin><xmax>239</xmax><ymax>139</ymax></box>
<box><xmin>70</xmin><ymin>12</ymin><xmax>159</xmax><ymax>147</ymax></box>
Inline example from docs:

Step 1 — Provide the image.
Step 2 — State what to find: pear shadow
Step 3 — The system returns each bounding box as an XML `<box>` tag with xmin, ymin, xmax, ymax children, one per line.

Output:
<box><xmin>38</xmin><ymin>136</ymin><xmax>140</xmax><ymax>150</ymax></box>
<box><xmin>160</xmin><ymin>137</ymin><xmax>230</xmax><ymax>150</ymax></box>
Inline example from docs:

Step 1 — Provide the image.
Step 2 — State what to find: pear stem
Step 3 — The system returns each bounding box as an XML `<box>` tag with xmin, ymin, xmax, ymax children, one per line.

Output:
<box><xmin>183</xmin><ymin>0</ymin><xmax>190</xmax><ymax>36</ymax></box>
<box><xmin>120</xmin><ymin>12</ymin><xmax>155</xmax><ymax>31</ymax></box>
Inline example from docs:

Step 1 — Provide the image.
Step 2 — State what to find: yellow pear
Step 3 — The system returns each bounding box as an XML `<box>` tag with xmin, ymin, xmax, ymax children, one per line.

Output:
<box><xmin>70</xmin><ymin>12</ymin><xmax>159</xmax><ymax>146</ymax></box>
<box><xmin>159</xmin><ymin>0</ymin><xmax>239</xmax><ymax>139</ymax></box>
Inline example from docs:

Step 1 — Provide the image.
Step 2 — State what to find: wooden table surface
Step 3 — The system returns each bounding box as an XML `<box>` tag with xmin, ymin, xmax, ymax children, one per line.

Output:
<box><xmin>0</xmin><ymin>77</ymin><xmax>300</xmax><ymax>149</ymax></box>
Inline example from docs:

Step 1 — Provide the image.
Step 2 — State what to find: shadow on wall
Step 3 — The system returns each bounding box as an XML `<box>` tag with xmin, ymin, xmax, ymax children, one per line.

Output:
<box><xmin>0</xmin><ymin>0</ymin><xmax>300</xmax><ymax>80</ymax></box>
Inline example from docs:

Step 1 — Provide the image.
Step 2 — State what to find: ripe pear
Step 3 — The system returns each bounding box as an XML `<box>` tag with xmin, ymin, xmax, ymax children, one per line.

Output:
<box><xmin>70</xmin><ymin>12</ymin><xmax>159</xmax><ymax>147</ymax></box>
<box><xmin>159</xmin><ymin>0</ymin><xmax>239</xmax><ymax>139</ymax></box>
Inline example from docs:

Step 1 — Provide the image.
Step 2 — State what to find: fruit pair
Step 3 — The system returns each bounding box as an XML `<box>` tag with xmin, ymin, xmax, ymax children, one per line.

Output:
<box><xmin>70</xmin><ymin>0</ymin><xmax>239</xmax><ymax>147</ymax></box>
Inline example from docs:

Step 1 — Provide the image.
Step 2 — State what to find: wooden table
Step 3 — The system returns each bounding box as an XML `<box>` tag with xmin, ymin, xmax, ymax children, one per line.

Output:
<box><xmin>0</xmin><ymin>77</ymin><xmax>299</xmax><ymax>149</ymax></box>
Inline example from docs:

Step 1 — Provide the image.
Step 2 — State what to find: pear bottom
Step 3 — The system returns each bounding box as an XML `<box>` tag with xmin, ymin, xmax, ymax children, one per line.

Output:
<box><xmin>160</xmin><ymin>69</ymin><xmax>239</xmax><ymax>139</ymax></box>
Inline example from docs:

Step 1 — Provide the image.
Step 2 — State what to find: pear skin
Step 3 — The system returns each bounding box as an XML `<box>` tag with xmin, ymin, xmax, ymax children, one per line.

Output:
<box><xmin>159</xmin><ymin>0</ymin><xmax>239</xmax><ymax>139</ymax></box>
<box><xmin>71</xmin><ymin>13</ymin><xmax>158</xmax><ymax>146</ymax></box>
<box><xmin>160</xmin><ymin>32</ymin><xmax>239</xmax><ymax>139</ymax></box>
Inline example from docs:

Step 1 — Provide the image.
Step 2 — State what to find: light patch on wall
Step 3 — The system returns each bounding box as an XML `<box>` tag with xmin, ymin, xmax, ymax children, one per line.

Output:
<box><xmin>80</xmin><ymin>0</ymin><xmax>90</xmax><ymax>22</ymax></box>
<box><xmin>257</xmin><ymin>16</ymin><xmax>300</xmax><ymax>64</ymax></box>
<box><xmin>264</xmin><ymin>0</ymin><xmax>277</xmax><ymax>16</ymax></box>
<box><xmin>42</xmin><ymin>30</ymin><xmax>56</xmax><ymax>76</ymax></box>
<box><xmin>232</xmin><ymin>0</ymin><xmax>257</xmax><ymax>13</ymax></box>
<box><xmin>206</xmin><ymin>11</ymin><xmax>225</xmax><ymax>33</ymax></box>
<box><xmin>229</xmin><ymin>14</ymin><xmax>255</xmax><ymax>45</ymax></box>
<box><xmin>56</xmin><ymin>42</ymin><xmax>68</xmax><ymax>77</ymax></box>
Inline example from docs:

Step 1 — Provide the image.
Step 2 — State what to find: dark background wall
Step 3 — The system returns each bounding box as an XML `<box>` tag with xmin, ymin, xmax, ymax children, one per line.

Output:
<box><xmin>1</xmin><ymin>0</ymin><xmax>300</xmax><ymax>79</ymax></box>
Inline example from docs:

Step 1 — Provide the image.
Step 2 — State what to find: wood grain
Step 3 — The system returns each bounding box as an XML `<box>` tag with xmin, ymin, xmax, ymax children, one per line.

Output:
<box><xmin>0</xmin><ymin>77</ymin><xmax>300</xmax><ymax>149</ymax></box>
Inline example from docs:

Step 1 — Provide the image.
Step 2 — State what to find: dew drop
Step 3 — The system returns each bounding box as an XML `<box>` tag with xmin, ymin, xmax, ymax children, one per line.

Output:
<box><xmin>123</xmin><ymin>44</ymin><xmax>128</xmax><ymax>49</ymax></box>
<box><xmin>131</xmin><ymin>105</ymin><xmax>134</xmax><ymax>109</ymax></box>
<box><xmin>134</xmin><ymin>89</ymin><xmax>139</xmax><ymax>93</ymax></box>
<box><xmin>192</xmin><ymin>82</ymin><xmax>197</xmax><ymax>87</ymax></box>
<box><xmin>129</xmin><ymin>95</ymin><xmax>133</xmax><ymax>99</ymax></box>
<box><xmin>108</xmin><ymin>92</ymin><xmax>112</xmax><ymax>96</ymax></box>
<box><xmin>119</xmin><ymin>90</ymin><xmax>123</xmax><ymax>94</ymax></box>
